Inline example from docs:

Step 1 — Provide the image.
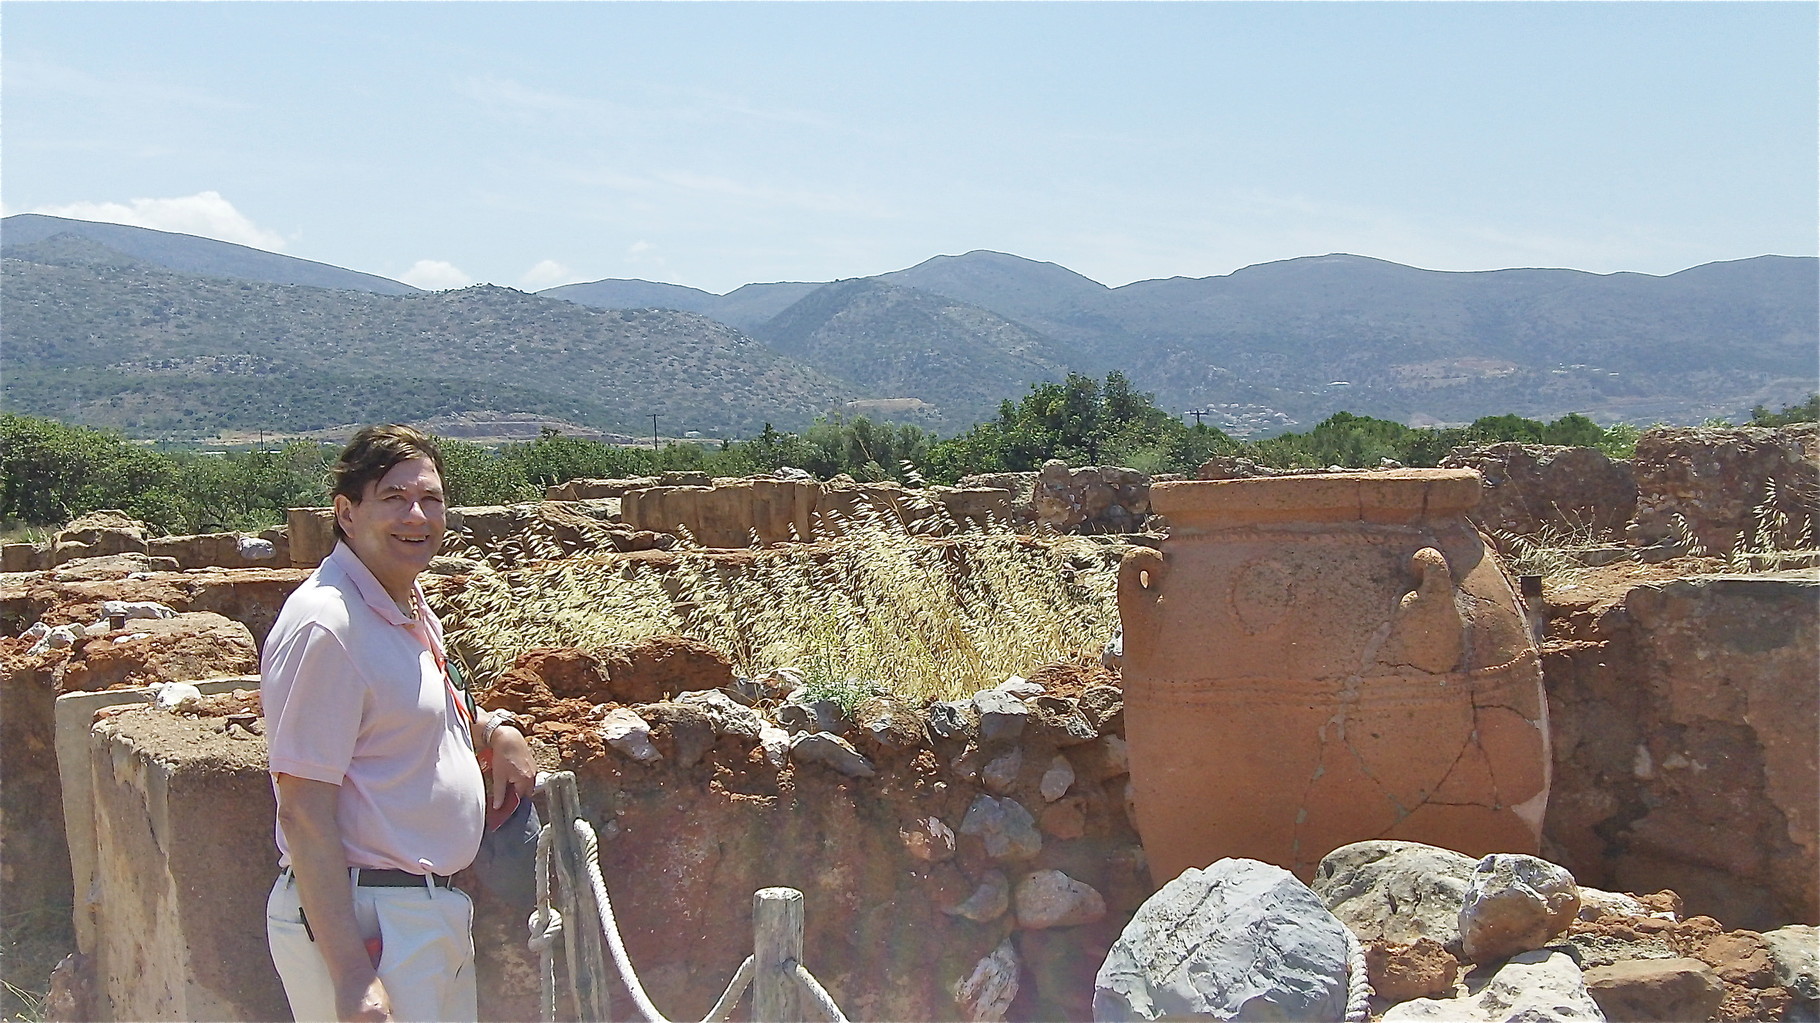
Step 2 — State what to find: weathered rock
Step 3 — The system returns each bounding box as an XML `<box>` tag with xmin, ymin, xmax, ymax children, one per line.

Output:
<box><xmin>638</xmin><ymin>702</ymin><xmax>717</xmax><ymax>768</ymax></box>
<box><xmin>955</xmin><ymin>939</ymin><xmax>1019</xmax><ymax>1022</ymax></box>
<box><xmin>674</xmin><ymin>688</ymin><xmax>764</xmax><ymax>740</ymax></box>
<box><xmin>972</xmin><ymin>689</ymin><xmax>1028</xmax><ymax>742</ymax></box>
<box><xmin>945</xmin><ymin>870</ymin><xmax>1010</xmax><ymax>923</ymax></box>
<box><xmin>1366</xmin><ymin>938</ymin><xmax>1460</xmax><ymax>1003</ymax></box>
<box><xmin>53</xmin><ymin>611</ymin><xmax>257</xmax><ymax>692</ymax></box>
<box><xmin>1015</xmin><ymin>870</ymin><xmax>1105</xmax><ymax>930</ymax></box>
<box><xmin>852</xmin><ymin>695</ymin><xmax>924</xmax><ymax>748</ymax></box>
<box><xmin>900</xmin><ymin>816</ymin><xmax>956</xmax><ymax>862</ymax></box>
<box><xmin>1039</xmin><ymin>755</ymin><xmax>1075</xmax><ymax>802</ymax></box>
<box><xmin>1577</xmin><ymin>886</ymin><xmax>1650</xmax><ymax>922</ymax></box>
<box><xmin>982</xmin><ymin>749</ymin><xmax>1023</xmax><ymax>795</ymax></box>
<box><xmin>51</xmin><ymin>511</ymin><xmax>148</xmax><ymax>566</ymax></box>
<box><xmin>1026</xmin><ymin>695</ymin><xmax>1097</xmax><ymax>746</ymax></box>
<box><xmin>926</xmin><ymin>700</ymin><xmax>975</xmax><ymax>739</ymax></box>
<box><xmin>756</xmin><ymin>724</ymin><xmax>791</xmax><ymax>768</ymax></box>
<box><xmin>1692</xmin><ymin>929</ymin><xmax>1777</xmax><ymax>988</ymax></box>
<box><xmin>1040</xmin><ymin>797</ymin><xmax>1087</xmax><ymax>840</ymax></box>
<box><xmin>598</xmin><ymin>708</ymin><xmax>661</xmax><ymax>762</ymax></box>
<box><xmin>1314</xmin><ymin>841</ymin><xmax>1480</xmax><ymax>953</ymax></box>
<box><xmin>1079</xmin><ymin>684</ymin><xmax>1123</xmax><ymax>732</ymax></box>
<box><xmin>1380</xmin><ymin>949</ymin><xmax>1603</xmax><ymax>1022</ymax></box>
<box><xmin>1764</xmin><ymin>925</ymin><xmax>1819</xmax><ymax>1006</ymax></box>
<box><xmin>958</xmin><ymin>795</ymin><xmax>1041</xmax><ymax>861</ymax></box>
<box><xmin>1094</xmin><ymin>858</ymin><xmax>1350</xmax><ymax>1022</ymax></box>
<box><xmin>995</xmin><ymin>676</ymin><xmax>1045</xmax><ymax>697</ymax></box>
<box><xmin>1459</xmin><ymin>854</ymin><xmax>1581</xmax><ymax>965</ymax></box>
<box><xmin>789</xmin><ymin>732</ymin><xmax>874</xmax><ymax>778</ymax></box>
<box><xmin>1583</xmin><ymin>957</ymin><xmax>1725</xmax><ymax>1023</ymax></box>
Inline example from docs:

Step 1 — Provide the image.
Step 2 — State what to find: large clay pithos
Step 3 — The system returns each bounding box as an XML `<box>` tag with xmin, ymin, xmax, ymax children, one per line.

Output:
<box><xmin>1117</xmin><ymin>470</ymin><xmax>1548</xmax><ymax>885</ymax></box>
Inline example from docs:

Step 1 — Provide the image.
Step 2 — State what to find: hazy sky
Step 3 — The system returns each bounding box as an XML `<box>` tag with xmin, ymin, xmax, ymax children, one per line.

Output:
<box><xmin>3</xmin><ymin>1</ymin><xmax>1815</xmax><ymax>294</ymax></box>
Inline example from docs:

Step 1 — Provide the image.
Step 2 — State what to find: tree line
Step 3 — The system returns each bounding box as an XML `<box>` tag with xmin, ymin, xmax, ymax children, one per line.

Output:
<box><xmin>4</xmin><ymin>378</ymin><xmax>1814</xmax><ymax>536</ymax></box>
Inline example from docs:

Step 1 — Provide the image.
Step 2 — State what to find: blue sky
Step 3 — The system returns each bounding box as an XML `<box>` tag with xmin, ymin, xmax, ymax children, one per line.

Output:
<box><xmin>3</xmin><ymin>1</ymin><xmax>1815</xmax><ymax>293</ymax></box>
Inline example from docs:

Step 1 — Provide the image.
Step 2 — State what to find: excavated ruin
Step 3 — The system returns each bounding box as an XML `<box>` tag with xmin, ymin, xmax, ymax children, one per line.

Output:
<box><xmin>1</xmin><ymin>425</ymin><xmax>1815</xmax><ymax>1023</ymax></box>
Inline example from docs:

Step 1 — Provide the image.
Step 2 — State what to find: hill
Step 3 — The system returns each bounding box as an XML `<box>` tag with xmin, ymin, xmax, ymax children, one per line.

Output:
<box><xmin>750</xmin><ymin>278</ymin><xmax>1073</xmax><ymax>426</ymax></box>
<box><xmin>0</xmin><ymin>257</ymin><xmax>851</xmax><ymax>438</ymax></box>
<box><xmin>1</xmin><ymin>213</ymin><xmax>418</xmax><ymax>295</ymax></box>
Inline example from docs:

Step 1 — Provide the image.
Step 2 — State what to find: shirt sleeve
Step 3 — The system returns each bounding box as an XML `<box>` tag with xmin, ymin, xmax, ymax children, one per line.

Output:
<box><xmin>264</xmin><ymin>622</ymin><xmax>368</xmax><ymax>785</ymax></box>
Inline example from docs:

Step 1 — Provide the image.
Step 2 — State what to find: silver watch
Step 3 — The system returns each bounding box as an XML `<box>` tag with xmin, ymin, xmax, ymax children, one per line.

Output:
<box><xmin>483</xmin><ymin>709</ymin><xmax>524</xmax><ymax>746</ymax></box>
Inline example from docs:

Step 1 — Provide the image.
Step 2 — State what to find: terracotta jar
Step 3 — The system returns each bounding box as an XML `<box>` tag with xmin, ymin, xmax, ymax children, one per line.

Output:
<box><xmin>1117</xmin><ymin>470</ymin><xmax>1548</xmax><ymax>884</ymax></box>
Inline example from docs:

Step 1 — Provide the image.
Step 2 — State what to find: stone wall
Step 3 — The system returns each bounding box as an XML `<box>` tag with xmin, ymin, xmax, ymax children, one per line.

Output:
<box><xmin>1542</xmin><ymin>570</ymin><xmax>1819</xmax><ymax>930</ymax></box>
<box><xmin>1440</xmin><ymin>443</ymin><xmax>1637</xmax><ymax>541</ymax></box>
<box><xmin>620</xmin><ymin>477</ymin><xmax>1020</xmax><ymax>548</ymax></box>
<box><xmin>76</xmin><ymin>660</ymin><xmax>1144</xmax><ymax>1023</ymax></box>
<box><xmin>1</xmin><ymin>511</ymin><xmax>288</xmax><ymax>574</ymax></box>
<box><xmin>1629</xmin><ymin>424</ymin><xmax>1820</xmax><ymax>555</ymax></box>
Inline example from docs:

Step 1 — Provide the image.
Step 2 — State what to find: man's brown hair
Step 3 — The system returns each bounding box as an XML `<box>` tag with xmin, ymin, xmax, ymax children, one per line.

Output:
<box><xmin>329</xmin><ymin>424</ymin><xmax>446</xmax><ymax>541</ymax></box>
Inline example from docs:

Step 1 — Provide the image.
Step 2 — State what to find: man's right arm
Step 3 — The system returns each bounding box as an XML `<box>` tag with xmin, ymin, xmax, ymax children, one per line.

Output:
<box><xmin>276</xmin><ymin>773</ymin><xmax>393</xmax><ymax>1023</ymax></box>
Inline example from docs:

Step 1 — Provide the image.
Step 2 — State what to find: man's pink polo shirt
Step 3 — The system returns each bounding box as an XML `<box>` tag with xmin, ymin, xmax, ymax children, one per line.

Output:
<box><xmin>261</xmin><ymin>542</ymin><xmax>485</xmax><ymax>875</ymax></box>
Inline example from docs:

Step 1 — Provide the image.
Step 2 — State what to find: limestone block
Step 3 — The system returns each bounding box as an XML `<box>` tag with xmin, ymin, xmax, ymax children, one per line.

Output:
<box><xmin>52</xmin><ymin>511</ymin><xmax>148</xmax><ymax>565</ymax></box>
<box><xmin>1380</xmin><ymin>949</ymin><xmax>1602</xmax><ymax>1022</ymax></box>
<box><xmin>930</xmin><ymin>486</ymin><xmax>1015</xmax><ymax>528</ymax></box>
<box><xmin>1313</xmin><ymin>840</ymin><xmax>1480</xmax><ymax>952</ymax></box>
<box><xmin>1458</xmin><ymin>853</ymin><xmax>1581</xmax><ymax>964</ymax></box>
<box><xmin>3</xmin><ymin>541</ymin><xmax>44</xmax><ymax>572</ymax></box>
<box><xmin>1583</xmin><ymin>958</ymin><xmax>1725</xmax><ymax>1023</ymax></box>
<box><xmin>926</xmin><ymin>699</ymin><xmax>975</xmax><ymax>739</ymax></box>
<box><xmin>287</xmin><ymin>507</ymin><xmax>337</xmax><ymax>567</ymax></box>
<box><xmin>1628</xmin><ymin>423</ymin><xmax>1819</xmax><ymax>554</ymax></box>
<box><xmin>1094</xmin><ymin>858</ymin><xmax>1350</xmax><ymax>1022</ymax></box>
<box><xmin>1014</xmin><ymin>870</ymin><xmax>1105</xmax><ymax>929</ymax></box>
<box><xmin>85</xmin><ymin>707</ymin><xmax>286</xmax><ymax>1020</ymax></box>
<box><xmin>674</xmin><ymin>688</ymin><xmax>764</xmax><ymax>739</ymax></box>
<box><xmin>544</xmin><ymin>477</ymin><xmax>656</xmax><ymax>501</ymax></box>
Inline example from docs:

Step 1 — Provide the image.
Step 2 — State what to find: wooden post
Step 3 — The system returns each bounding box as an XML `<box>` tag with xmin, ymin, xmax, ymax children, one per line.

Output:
<box><xmin>753</xmin><ymin>887</ymin><xmax>805</xmax><ymax>1023</ymax></box>
<box><xmin>545</xmin><ymin>770</ymin><xmax>612</xmax><ymax>1022</ymax></box>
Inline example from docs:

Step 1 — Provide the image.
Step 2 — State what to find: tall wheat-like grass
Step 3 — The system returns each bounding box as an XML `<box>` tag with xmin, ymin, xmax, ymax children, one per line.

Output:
<box><xmin>433</xmin><ymin>494</ymin><xmax>1121</xmax><ymax>707</ymax></box>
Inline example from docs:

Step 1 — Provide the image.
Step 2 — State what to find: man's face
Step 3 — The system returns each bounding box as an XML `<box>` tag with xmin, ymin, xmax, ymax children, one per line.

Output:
<box><xmin>334</xmin><ymin>456</ymin><xmax>446</xmax><ymax>599</ymax></box>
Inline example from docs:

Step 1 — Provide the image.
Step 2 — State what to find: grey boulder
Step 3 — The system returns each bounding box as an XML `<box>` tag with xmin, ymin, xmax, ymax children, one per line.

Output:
<box><xmin>1094</xmin><ymin>858</ymin><xmax>1350</xmax><ymax>1022</ymax></box>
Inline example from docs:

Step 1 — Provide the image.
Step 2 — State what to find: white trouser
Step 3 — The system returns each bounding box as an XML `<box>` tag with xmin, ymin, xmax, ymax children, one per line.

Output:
<box><xmin>266</xmin><ymin>871</ymin><xmax>476</xmax><ymax>1023</ymax></box>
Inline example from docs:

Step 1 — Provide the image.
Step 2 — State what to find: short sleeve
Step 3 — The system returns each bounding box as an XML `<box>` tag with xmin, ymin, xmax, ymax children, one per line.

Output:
<box><xmin>264</xmin><ymin>622</ymin><xmax>368</xmax><ymax>785</ymax></box>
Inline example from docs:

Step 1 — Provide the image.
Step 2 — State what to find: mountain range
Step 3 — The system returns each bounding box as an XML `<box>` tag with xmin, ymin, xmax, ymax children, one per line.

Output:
<box><xmin>3</xmin><ymin>213</ymin><xmax>1814</xmax><ymax>440</ymax></box>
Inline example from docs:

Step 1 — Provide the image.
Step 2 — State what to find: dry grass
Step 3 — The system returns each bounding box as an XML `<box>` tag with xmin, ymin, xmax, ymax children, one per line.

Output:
<box><xmin>433</xmin><ymin>494</ymin><xmax>1120</xmax><ymax>707</ymax></box>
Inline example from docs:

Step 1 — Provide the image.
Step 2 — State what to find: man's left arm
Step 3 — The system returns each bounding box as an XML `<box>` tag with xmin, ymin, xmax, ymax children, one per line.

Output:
<box><xmin>474</xmin><ymin>711</ymin><xmax>536</xmax><ymax>810</ymax></box>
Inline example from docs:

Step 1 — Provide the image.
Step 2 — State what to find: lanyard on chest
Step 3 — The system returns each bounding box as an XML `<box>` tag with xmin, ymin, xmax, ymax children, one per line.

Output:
<box><xmin>408</xmin><ymin>591</ymin><xmax>475</xmax><ymax>732</ymax></box>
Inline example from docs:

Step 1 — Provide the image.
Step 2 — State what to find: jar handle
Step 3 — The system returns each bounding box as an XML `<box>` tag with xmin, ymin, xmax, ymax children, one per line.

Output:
<box><xmin>1118</xmin><ymin>546</ymin><xmax>1167</xmax><ymax>646</ymax></box>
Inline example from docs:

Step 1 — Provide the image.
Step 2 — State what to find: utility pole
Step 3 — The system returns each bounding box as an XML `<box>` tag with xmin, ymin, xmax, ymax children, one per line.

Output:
<box><xmin>1188</xmin><ymin>410</ymin><xmax>1207</xmax><ymax>427</ymax></box>
<box><xmin>651</xmin><ymin>414</ymin><xmax>661</xmax><ymax>452</ymax></box>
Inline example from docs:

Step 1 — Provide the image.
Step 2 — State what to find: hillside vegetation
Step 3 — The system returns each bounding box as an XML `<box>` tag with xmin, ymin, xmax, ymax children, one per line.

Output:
<box><xmin>2</xmin><ymin>257</ymin><xmax>849</xmax><ymax>437</ymax></box>
<box><xmin>21</xmin><ymin>380</ymin><xmax>1807</xmax><ymax>537</ymax></box>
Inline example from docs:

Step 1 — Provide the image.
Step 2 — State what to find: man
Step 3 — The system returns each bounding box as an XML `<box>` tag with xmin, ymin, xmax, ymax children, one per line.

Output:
<box><xmin>262</xmin><ymin>425</ymin><xmax>535</xmax><ymax>1022</ymax></box>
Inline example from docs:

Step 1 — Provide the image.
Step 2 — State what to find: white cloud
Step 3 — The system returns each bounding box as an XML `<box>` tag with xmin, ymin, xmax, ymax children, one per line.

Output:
<box><xmin>23</xmin><ymin>191</ymin><xmax>288</xmax><ymax>251</ymax></box>
<box><xmin>519</xmin><ymin>259</ymin><xmax>580</xmax><ymax>291</ymax></box>
<box><xmin>400</xmin><ymin>260</ymin><xmax>474</xmax><ymax>291</ymax></box>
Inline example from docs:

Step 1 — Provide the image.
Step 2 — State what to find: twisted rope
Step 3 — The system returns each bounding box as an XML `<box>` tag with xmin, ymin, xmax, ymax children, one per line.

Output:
<box><xmin>788</xmin><ymin>959</ymin><xmax>851</xmax><ymax>1023</ymax></box>
<box><xmin>527</xmin><ymin>823</ymin><xmax>562</xmax><ymax>1023</ymax></box>
<box><xmin>1343</xmin><ymin>927</ymin><xmax>1372</xmax><ymax>1023</ymax></box>
<box><xmin>572</xmin><ymin>818</ymin><xmax>759</xmax><ymax>1023</ymax></box>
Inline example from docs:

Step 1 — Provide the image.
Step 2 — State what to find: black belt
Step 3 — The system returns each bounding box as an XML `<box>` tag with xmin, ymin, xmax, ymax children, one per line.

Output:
<box><xmin>354</xmin><ymin>868</ymin><xmax>454</xmax><ymax>889</ymax></box>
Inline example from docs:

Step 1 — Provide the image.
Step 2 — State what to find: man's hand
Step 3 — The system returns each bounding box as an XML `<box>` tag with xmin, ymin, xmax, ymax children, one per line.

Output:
<box><xmin>338</xmin><ymin>974</ymin><xmax>393</xmax><ymax>1022</ymax></box>
<box><xmin>277</xmin><ymin>774</ymin><xmax>392</xmax><ymax>1022</ymax></box>
<box><xmin>488</xmin><ymin>722</ymin><xmax>536</xmax><ymax>810</ymax></box>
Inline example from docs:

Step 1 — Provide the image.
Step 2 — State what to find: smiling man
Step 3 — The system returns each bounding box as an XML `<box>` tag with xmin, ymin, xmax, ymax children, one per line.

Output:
<box><xmin>260</xmin><ymin>424</ymin><xmax>535</xmax><ymax>1022</ymax></box>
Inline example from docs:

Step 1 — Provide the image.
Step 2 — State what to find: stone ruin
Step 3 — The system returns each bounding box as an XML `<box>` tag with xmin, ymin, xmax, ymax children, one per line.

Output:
<box><xmin>0</xmin><ymin>424</ymin><xmax>1815</xmax><ymax>1022</ymax></box>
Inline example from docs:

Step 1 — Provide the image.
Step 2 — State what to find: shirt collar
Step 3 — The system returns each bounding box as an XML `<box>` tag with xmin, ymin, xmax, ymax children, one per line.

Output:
<box><xmin>326</xmin><ymin>542</ymin><xmax>424</xmax><ymax>628</ymax></box>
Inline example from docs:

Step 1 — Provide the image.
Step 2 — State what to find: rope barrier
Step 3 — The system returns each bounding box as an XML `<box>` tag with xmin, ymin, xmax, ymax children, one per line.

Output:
<box><xmin>1343</xmin><ymin>927</ymin><xmax>1372</xmax><ymax>1023</ymax></box>
<box><xmin>788</xmin><ymin>959</ymin><xmax>851</xmax><ymax>1023</ymax></box>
